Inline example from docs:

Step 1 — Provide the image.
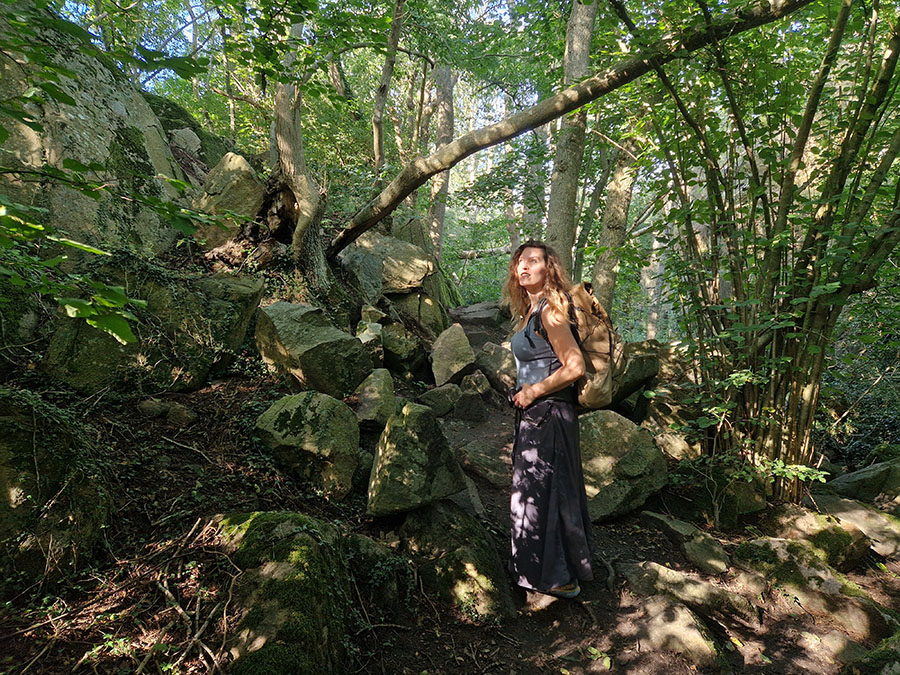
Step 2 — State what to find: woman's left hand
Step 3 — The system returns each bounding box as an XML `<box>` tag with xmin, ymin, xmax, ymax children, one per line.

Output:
<box><xmin>512</xmin><ymin>384</ymin><xmax>537</xmax><ymax>409</ymax></box>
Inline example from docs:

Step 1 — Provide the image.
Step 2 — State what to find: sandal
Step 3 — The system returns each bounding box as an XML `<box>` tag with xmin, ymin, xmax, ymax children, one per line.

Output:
<box><xmin>546</xmin><ymin>580</ymin><xmax>581</xmax><ymax>598</ymax></box>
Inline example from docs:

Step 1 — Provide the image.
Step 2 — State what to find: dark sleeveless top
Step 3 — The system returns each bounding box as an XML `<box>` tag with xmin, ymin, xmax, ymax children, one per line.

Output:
<box><xmin>510</xmin><ymin>299</ymin><xmax>575</xmax><ymax>403</ymax></box>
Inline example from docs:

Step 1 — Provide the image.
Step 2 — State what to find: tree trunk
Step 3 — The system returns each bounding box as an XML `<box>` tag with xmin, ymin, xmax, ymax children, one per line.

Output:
<box><xmin>327</xmin><ymin>0</ymin><xmax>818</xmax><ymax>259</ymax></box>
<box><xmin>590</xmin><ymin>139</ymin><xmax>639</xmax><ymax>314</ymax></box>
<box><xmin>425</xmin><ymin>65</ymin><xmax>454</xmax><ymax>259</ymax></box>
<box><xmin>372</xmin><ymin>0</ymin><xmax>406</xmax><ymax>183</ymax></box>
<box><xmin>544</xmin><ymin>0</ymin><xmax>598</xmax><ymax>274</ymax></box>
<box><xmin>272</xmin><ymin>24</ymin><xmax>327</xmax><ymax>287</ymax></box>
<box><xmin>521</xmin><ymin>124</ymin><xmax>550</xmax><ymax>240</ymax></box>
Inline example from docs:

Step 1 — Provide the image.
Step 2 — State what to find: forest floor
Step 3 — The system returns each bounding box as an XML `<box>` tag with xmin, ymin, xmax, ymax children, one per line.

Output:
<box><xmin>3</xmin><ymin>345</ymin><xmax>900</xmax><ymax>675</ymax></box>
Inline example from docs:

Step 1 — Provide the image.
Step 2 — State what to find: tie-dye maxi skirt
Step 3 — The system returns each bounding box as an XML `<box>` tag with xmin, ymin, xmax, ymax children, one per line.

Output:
<box><xmin>509</xmin><ymin>398</ymin><xmax>594</xmax><ymax>592</ymax></box>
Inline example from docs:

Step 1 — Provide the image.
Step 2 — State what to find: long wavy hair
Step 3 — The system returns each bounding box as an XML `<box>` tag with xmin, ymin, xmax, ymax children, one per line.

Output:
<box><xmin>502</xmin><ymin>240</ymin><xmax>573</xmax><ymax>330</ymax></box>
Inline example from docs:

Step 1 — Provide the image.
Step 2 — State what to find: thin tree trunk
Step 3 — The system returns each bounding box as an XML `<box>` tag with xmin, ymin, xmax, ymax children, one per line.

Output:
<box><xmin>372</xmin><ymin>0</ymin><xmax>406</xmax><ymax>183</ymax></box>
<box><xmin>425</xmin><ymin>65</ymin><xmax>455</xmax><ymax>259</ymax></box>
<box><xmin>272</xmin><ymin>24</ymin><xmax>327</xmax><ymax>286</ymax></box>
<box><xmin>545</xmin><ymin>0</ymin><xmax>599</xmax><ymax>274</ymax></box>
<box><xmin>590</xmin><ymin>138</ymin><xmax>639</xmax><ymax>314</ymax></box>
<box><xmin>573</xmin><ymin>144</ymin><xmax>614</xmax><ymax>280</ymax></box>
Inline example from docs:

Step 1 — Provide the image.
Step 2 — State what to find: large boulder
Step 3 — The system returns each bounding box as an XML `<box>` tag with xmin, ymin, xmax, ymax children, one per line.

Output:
<box><xmin>141</xmin><ymin>92</ymin><xmax>229</xmax><ymax>171</ymax></box>
<box><xmin>367</xmin><ymin>403</ymin><xmax>466</xmax><ymax>516</ymax></box>
<box><xmin>255</xmin><ymin>393</ymin><xmax>359</xmax><ymax>500</ymax></box>
<box><xmin>431</xmin><ymin>323</ymin><xmax>476</xmax><ymax>387</ymax></box>
<box><xmin>386</xmin><ymin>290</ymin><xmax>449</xmax><ymax>339</ymax></box>
<box><xmin>761</xmin><ymin>503</ymin><xmax>871</xmax><ymax>571</ymax></box>
<box><xmin>351</xmin><ymin>368</ymin><xmax>399</xmax><ymax>431</ymax></box>
<box><xmin>452</xmin><ymin>371</ymin><xmax>493</xmax><ymax>422</ymax></box>
<box><xmin>475</xmin><ymin>342</ymin><xmax>517</xmax><ymax>395</ymax></box>
<box><xmin>639</xmin><ymin>511</ymin><xmax>729</xmax><ymax>574</ymax></box>
<box><xmin>1</xmin><ymin>389</ymin><xmax>110</xmax><ymax>580</ymax></box>
<box><xmin>734</xmin><ymin>537</ymin><xmax>895</xmax><ymax>642</ymax></box>
<box><xmin>45</xmin><ymin>260</ymin><xmax>264</xmax><ymax>393</ymax></box>
<box><xmin>620</xmin><ymin>560</ymin><xmax>760</xmax><ymax>627</ymax></box>
<box><xmin>634</xmin><ymin>595</ymin><xmax>721</xmax><ymax>668</ymax></box>
<box><xmin>217</xmin><ymin>512</ymin><xmax>351</xmax><ymax>675</ymax></box>
<box><xmin>804</xmin><ymin>493</ymin><xmax>900</xmax><ymax>558</ymax></box>
<box><xmin>192</xmin><ymin>152</ymin><xmax>266</xmax><ymax>248</ymax></box>
<box><xmin>456</xmin><ymin>440</ymin><xmax>509</xmax><ymax>487</ymax></box>
<box><xmin>400</xmin><ymin>501</ymin><xmax>516</xmax><ymax>622</ymax></box>
<box><xmin>612</xmin><ymin>341</ymin><xmax>661</xmax><ymax>405</ymax></box>
<box><xmin>255</xmin><ymin>302</ymin><xmax>373</xmax><ymax>398</ymax></box>
<box><xmin>0</xmin><ymin>10</ymin><xmax>184</xmax><ymax>256</ymax></box>
<box><xmin>338</xmin><ymin>231</ymin><xmax>434</xmax><ymax>301</ymax></box>
<box><xmin>820</xmin><ymin>457</ymin><xmax>900</xmax><ymax>512</ymax></box>
<box><xmin>579</xmin><ymin>410</ymin><xmax>667</xmax><ymax>521</ymax></box>
<box><xmin>381</xmin><ymin>322</ymin><xmax>427</xmax><ymax>378</ymax></box>
<box><xmin>417</xmin><ymin>383</ymin><xmax>462</xmax><ymax>417</ymax></box>
<box><xmin>345</xmin><ymin>533</ymin><xmax>411</xmax><ymax>620</ymax></box>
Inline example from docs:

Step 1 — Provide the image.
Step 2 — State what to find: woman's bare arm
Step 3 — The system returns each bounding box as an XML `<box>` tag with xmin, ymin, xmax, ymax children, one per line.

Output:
<box><xmin>512</xmin><ymin>305</ymin><xmax>585</xmax><ymax>408</ymax></box>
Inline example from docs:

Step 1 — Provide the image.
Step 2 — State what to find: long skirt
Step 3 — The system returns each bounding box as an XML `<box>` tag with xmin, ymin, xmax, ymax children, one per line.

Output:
<box><xmin>509</xmin><ymin>398</ymin><xmax>593</xmax><ymax>591</ymax></box>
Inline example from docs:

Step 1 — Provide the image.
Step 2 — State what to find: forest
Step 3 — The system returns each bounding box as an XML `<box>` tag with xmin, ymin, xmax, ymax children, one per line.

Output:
<box><xmin>1</xmin><ymin>0</ymin><xmax>900</xmax><ymax>672</ymax></box>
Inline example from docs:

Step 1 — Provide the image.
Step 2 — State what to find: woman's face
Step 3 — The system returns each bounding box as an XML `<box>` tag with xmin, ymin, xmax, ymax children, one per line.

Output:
<box><xmin>516</xmin><ymin>247</ymin><xmax>547</xmax><ymax>293</ymax></box>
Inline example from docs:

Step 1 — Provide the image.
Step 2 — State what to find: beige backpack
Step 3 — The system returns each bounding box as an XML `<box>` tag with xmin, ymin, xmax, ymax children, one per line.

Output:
<box><xmin>568</xmin><ymin>282</ymin><xmax>626</xmax><ymax>409</ymax></box>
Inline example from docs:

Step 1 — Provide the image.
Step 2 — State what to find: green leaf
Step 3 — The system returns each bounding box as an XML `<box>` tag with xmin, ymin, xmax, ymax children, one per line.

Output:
<box><xmin>46</xmin><ymin>236</ymin><xmax>111</xmax><ymax>255</ymax></box>
<box><xmin>59</xmin><ymin>297</ymin><xmax>95</xmax><ymax>318</ymax></box>
<box><xmin>87</xmin><ymin>313</ymin><xmax>137</xmax><ymax>344</ymax></box>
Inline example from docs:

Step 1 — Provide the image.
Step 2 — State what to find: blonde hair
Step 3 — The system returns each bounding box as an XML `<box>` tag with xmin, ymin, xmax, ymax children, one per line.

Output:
<box><xmin>501</xmin><ymin>240</ymin><xmax>573</xmax><ymax>331</ymax></box>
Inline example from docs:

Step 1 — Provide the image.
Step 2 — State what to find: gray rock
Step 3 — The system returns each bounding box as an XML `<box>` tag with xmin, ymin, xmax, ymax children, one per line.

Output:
<box><xmin>763</xmin><ymin>503</ymin><xmax>871</xmax><ymax>571</ymax></box>
<box><xmin>0</xmin><ymin>17</ymin><xmax>183</xmax><ymax>257</ymax></box>
<box><xmin>217</xmin><ymin>512</ymin><xmax>350</xmax><ymax>674</ymax></box>
<box><xmin>339</xmin><ymin>231</ymin><xmax>435</xmax><ymax>299</ymax></box>
<box><xmin>447</xmin><ymin>474</ymin><xmax>486</xmax><ymax>517</ymax></box>
<box><xmin>651</xmin><ymin>431</ymin><xmax>701</xmax><ymax>461</ymax></box>
<box><xmin>838</xmin><ymin>628</ymin><xmax>900</xmax><ymax>674</ymax></box>
<box><xmin>636</xmin><ymin>595</ymin><xmax>720</xmax><ymax>667</ymax></box>
<box><xmin>456</xmin><ymin>440</ymin><xmax>509</xmax><ymax>487</ymax></box>
<box><xmin>0</xmin><ymin>390</ymin><xmax>110</xmax><ymax>580</ymax></box>
<box><xmin>169</xmin><ymin>127</ymin><xmax>202</xmax><ymax>155</ymax></box>
<box><xmin>367</xmin><ymin>403</ymin><xmax>466</xmax><ymax>516</ymax></box>
<box><xmin>387</xmin><ymin>290</ymin><xmax>449</xmax><ymax>339</ymax></box>
<box><xmin>734</xmin><ymin>537</ymin><xmax>894</xmax><ymax>642</ymax></box>
<box><xmin>192</xmin><ymin>153</ymin><xmax>266</xmax><ymax>249</ymax></box>
<box><xmin>417</xmin><ymin>384</ymin><xmax>462</xmax><ymax>417</ymax></box>
<box><xmin>400</xmin><ymin>501</ymin><xmax>516</xmax><ymax>622</ymax></box>
<box><xmin>382</xmin><ymin>323</ymin><xmax>426</xmax><ymax>376</ymax></box>
<box><xmin>453</xmin><ymin>371</ymin><xmax>493</xmax><ymax>422</ymax></box>
<box><xmin>475</xmin><ymin>342</ymin><xmax>517</xmax><ymax>394</ymax></box>
<box><xmin>255</xmin><ymin>393</ymin><xmax>360</xmax><ymax>500</ymax></box>
<box><xmin>449</xmin><ymin>301</ymin><xmax>511</xmax><ymax>329</ymax></box>
<box><xmin>255</xmin><ymin>302</ymin><xmax>373</xmax><ymax>399</ymax></box>
<box><xmin>355</xmin><ymin>321</ymin><xmax>384</xmax><ymax>366</ymax></box>
<box><xmin>822</xmin><ymin>457</ymin><xmax>900</xmax><ymax>512</ymax></box>
<box><xmin>138</xmin><ymin>398</ymin><xmax>168</xmax><ymax>418</ymax></box>
<box><xmin>798</xmin><ymin>630</ymin><xmax>868</xmax><ymax>666</ymax></box>
<box><xmin>640</xmin><ymin>511</ymin><xmax>729</xmax><ymax>574</ymax></box>
<box><xmin>580</xmin><ymin>411</ymin><xmax>667</xmax><ymax>521</ymax></box>
<box><xmin>620</xmin><ymin>561</ymin><xmax>760</xmax><ymax>627</ymax></box>
<box><xmin>45</xmin><ymin>264</ymin><xmax>264</xmax><ymax>393</ymax></box>
<box><xmin>360</xmin><ymin>305</ymin><xmax>387</xmax><ymax>324</ymax></box>
<box><xmin>352</xmin><ymin>368</ymin><xmax>398</xmax><ymax>430</ymax></box>
<box><xmin>431</xmin><ymin>323</ymin><xmax>476</xmax><ymax>387</ymax></box>
<box><xmin>804</xmin><ymin>492</ymin><xmax>900</xmax><ymax>558</ymax></box>
<box><xmin>166</xmin><ymin>402</ymin><xmax>197</xmax><ymax>427</ymax></box>
<box><xmin>611</xmin><ymin>341</ymin><xmax>661</xmax><ymax>406</ymax></box>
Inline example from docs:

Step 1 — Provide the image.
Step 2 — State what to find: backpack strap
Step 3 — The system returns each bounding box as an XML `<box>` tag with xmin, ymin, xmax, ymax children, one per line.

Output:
<box><xmin>533</xmin><ymin>295</ymin><xmax>579</xmax><ymax>343</ymax></box>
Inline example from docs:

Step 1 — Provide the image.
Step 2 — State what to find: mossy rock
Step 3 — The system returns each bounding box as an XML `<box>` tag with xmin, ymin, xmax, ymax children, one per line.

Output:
<box><xmin>218</xmin><ymin>512</ymin><xmax>351</xmax><ymax>675</ymax></box>
<box><xmin>734</xmin><ymin>537</ymin><xmax>894</xmax><ymax>642</ymax></box>
<box><xmin>0</xmin><ymin>389</ymin><xmax>111</xmax><ymax>582</ymax></box>
<box><xmin>255</xmin><ymin>392</ymin><xmax>360</xmax><ymax>500</ymax></box>
<box><xmin>400</xmin><ymin>501</ymin><xmax>516</xmax><ymax>623</ymax></box>
<box><xmin>141</xmin><ymin>92</ymin><xmax>230</xmax><ymax>168</ymax></box>
<box><xmin>841</xmin><ymin>627</ymin><xmax>900</xmax><ymax>674</ymax></box>
<box><xmin>44</xmin><ymin>254</ymin><xmax>264</xmax><ymax>393</ymax></box>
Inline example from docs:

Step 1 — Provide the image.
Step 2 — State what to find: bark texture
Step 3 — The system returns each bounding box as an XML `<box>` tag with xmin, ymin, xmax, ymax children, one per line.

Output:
<box><xmin>545</xmin><ymin>0</ymin><xmax>599</xmax><ymax>274</ymax></box>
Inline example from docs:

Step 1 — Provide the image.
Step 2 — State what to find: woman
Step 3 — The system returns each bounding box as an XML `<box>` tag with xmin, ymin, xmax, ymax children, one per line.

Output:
<box><xmin>503</xmin><ymin>240</ymin><xmax>593</xmax><ymax>598</ymax></box>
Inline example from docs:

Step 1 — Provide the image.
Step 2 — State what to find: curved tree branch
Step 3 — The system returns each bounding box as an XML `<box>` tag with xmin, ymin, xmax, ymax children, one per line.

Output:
<box><xmin>328</xmin><ymin>0</ymin><xmax>817</xmax><ymax>259</ymax></box>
